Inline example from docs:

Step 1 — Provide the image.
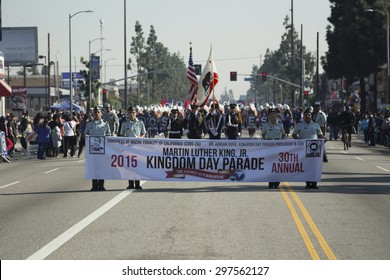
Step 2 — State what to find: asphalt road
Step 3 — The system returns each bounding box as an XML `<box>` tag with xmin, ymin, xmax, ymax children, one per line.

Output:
<box><xmin>1</xmin><ymin>133</ymin><xmax>389</xmax><ymax>260</ymax></box>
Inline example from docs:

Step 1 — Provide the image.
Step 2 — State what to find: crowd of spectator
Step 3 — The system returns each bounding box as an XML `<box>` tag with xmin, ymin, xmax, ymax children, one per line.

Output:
<box><xmin>1</xmin><ymin>101</ymin><xmax>389</xmax><ymax>161</ymax></box>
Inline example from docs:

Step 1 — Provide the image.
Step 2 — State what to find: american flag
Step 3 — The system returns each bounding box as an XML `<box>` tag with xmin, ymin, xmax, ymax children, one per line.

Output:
<box><xmin>187</xmin><ymin>45</ymin><xmax>198</xmax><ymax>105</ymax></box>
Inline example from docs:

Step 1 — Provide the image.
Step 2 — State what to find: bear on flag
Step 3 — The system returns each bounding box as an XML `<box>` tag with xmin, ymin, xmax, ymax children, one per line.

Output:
<box><xmin>197</xmin><ymin>48</ymin><xmax>218</xmax><ymax>107</ymax></box>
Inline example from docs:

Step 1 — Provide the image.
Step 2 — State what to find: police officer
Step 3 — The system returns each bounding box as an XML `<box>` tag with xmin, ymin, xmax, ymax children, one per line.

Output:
<box><xmin>225</xmin><ymin>103</ymin><xmax>242</xmax><ymax>140</ymax></box>
<box><xmin>119</xmin><ymin>105</ymin><xmax>146</xmax><ymax>189</ymax></box>
<box><xmin>292</xmin><ymin>109</ymin><xmax>325</xmax><ymax>189</ymax></box>
<box><xmin>262</xmin><ymin>108</ymin><xmax>286</xmax><ymax>189</ymax></box>
<box><xmin>166</xmin><ymin>108</ymin><xmax>183</xmax><ymax>139</ymax></box>
<box><xmin>84</xmin><ymin>107</ymin><xmax>111</xmax><ymax>191</ymax></box>
<box><xmin>184</xmin><ymin>104</ymin><xmax>205</xmax><ymax>139</ymax></box>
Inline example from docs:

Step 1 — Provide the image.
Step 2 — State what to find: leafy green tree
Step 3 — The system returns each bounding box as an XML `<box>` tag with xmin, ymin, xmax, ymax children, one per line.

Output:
<box><xmin>323</xmin><ymin>0</ymin><xmax>388</xmax><ymax>113</ymax></box>
<box><xmin>129</xmin><ymin>22</ymin><xmax>188</xmax><ymax>106</ymax></box>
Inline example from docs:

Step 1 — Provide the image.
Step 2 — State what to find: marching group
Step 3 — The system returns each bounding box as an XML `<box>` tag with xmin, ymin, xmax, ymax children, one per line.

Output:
<box><xmin>1</xmin><ymin>100</ymin><xmax>389</xmax><ymax>190</ymax></box>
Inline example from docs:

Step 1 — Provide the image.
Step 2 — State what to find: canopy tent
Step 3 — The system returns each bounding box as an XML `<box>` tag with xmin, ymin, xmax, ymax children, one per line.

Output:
<box><xmin>0</xmin><ymin>80</ymin><xmax>12</xmax><ymax>97</ymax></box>
<box><xmin>50</xmin><ymin>100</ymin><xmax>85</xmax><ymax>113</ymax></box>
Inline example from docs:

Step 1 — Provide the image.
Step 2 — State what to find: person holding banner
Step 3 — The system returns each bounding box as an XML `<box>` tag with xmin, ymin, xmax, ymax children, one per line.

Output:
<box><xmin>119</xmin><ymin>105</ymin><xmax>146</xmax><ymax>190</ymax></box>
<box><xmin>84</xmin><ymin>107</ymin><xmax>111</xmax><ymax>191</ymax></box>
<box><xmin>262</xmin><ymin>108</ymin><xmax>286</xmax><ymax>189</ymax></box>
<box><xmin>292</xmin><ymin>109</ymin><xmax>325</xmax><ymax>189</ymax></box>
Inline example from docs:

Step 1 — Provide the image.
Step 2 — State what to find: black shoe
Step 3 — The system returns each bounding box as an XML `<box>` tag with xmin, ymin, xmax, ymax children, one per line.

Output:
<box><xmin>305</xmin><ymin>183</ymin><xmax>319</xmax><ymax>189</ymax></box>
<box><xmin>99</xmin><ymin>187</ymin><xmax>106</xmax><ymax>191</ymax></box>
<box><xmin>135</xmin><ymin>185</ymin><xmax>142</xmax><ymax>189</ymax></box>
<box><xmin>127</xmin><ymin>185</ymin><xmax>135</xmax><ymax>189</ymax></box>
<box><xmin>91</xmin><ymin>187</ymin><xmax>99</xmax><ymax>191</ymax></box>
<box><xmin>268</xmin><ymin>183</ymin><xmax>274</xmax><ymax>189</ymax></box>
<box><xmin>274</xmin><ymin>182</ymin><xmax>280</xmax><ymax>188</ymax></box>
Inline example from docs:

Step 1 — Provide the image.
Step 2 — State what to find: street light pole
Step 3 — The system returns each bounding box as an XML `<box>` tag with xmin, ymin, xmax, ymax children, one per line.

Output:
<box><xmin>89</xmin><ymin>37</ymin><xmax>105</xmax><ymax>111</ymax></box>
<box><xmin>39</xmin><ymin>55</ymin><xmax>47</xmax><ymax>109</ymax></box>
<box><xmin>291</xmin><ymin>55</ymin><xmax>305</xmax><ymax>108</ymax></box>
<box><xmin>69</xmin><ymin>10</ymin><xmax>93</xmax><ymax>113</ymax></box>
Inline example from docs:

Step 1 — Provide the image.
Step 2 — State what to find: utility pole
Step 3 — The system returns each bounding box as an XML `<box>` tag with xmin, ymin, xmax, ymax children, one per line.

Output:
<box><xmin>291</xmin><ymin>0</ymin><xmax>294</xmax><ymax>56</ymax></box>
<box><xmin>316</xmin><ymin>32</ymin><xmax>320</xmax><ymax>102</ymax></box>
<box><xmin>124</xmin><ymin>0</ymin><xmax>128</xmax><ymax>110</ymax></box>
<box><xmin>300</xmin><ymin>24</ymin><xmax>304</xmax><ymax>108</ymax></box>
<box><xmin>47</xmin><ymin>33</ymin><xmax>51</xmax><ymax>107</ymax></box>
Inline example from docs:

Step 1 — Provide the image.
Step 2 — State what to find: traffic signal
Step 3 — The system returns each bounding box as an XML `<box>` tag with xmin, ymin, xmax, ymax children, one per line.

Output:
<box><xmin>230</xmin><ymin>71</ymin><xmax>237</xmax><ymax>81</ymax></box>
<box><xmin>102</xmin><ymin>88</ymin><xmax>107</xmax><ymax>103</ymax></box>
<box><xmin>261</xmin><ymin>72</ymin><xmax>267</xmax><ymax>81</ymax></box>
<box><xmin>147</xmin><ymin>69</ymin><xmax>153</xmax><ymax>79</ymax></box>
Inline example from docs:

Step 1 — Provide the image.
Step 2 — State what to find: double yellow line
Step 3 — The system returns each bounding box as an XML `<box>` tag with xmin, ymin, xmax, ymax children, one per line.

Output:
<box><xmin>279</xmin><ymin>183</ymin><xmax>337</xmax><ymax>260</ymax></box>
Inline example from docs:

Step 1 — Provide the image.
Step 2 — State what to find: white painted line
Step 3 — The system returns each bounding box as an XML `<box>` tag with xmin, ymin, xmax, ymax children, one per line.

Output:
<box><xmin>376</xmin><ymin>166</ymin><xmax>389</xmax><ymax>172</ymax></box>
<box><xmin>26</xmin><ymin>189</ymin><xmax>134</xmax><ymax>260</ymax></box>
<box><xmin>355</xmin><ymin>157</ymin><xmax>364</xmax><ymax>161</ymax></box>
<box><xmin>0</xmin><ymin>181</ymin><xmax>21</xmax><ymax>189</ymax></box>
<box><xmin>44</xmin><ymin>168</ymin><xmax>59</xmax><ymax>174</ymax></box>
<box><xmin>77</xmin><ymin>159</ymin><xmax>85</xmax><ymax>163</ymax></box>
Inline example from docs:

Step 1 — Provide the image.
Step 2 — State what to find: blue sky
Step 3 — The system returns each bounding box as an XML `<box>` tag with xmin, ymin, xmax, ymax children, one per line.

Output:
<box><xmin>2</xmin><ymin>0</ymin><xmax>331</xmax><ymax>100</ymax></box>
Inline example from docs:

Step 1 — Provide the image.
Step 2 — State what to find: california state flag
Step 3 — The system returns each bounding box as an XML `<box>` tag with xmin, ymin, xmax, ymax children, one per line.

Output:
<box><xmin>197</xmin><ymin>48</ymin><xmax>218</xmax><ymax>107</ymax></box>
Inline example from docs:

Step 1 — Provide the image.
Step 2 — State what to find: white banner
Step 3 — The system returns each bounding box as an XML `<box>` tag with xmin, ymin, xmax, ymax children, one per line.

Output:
<box><xmin>86</xmin><ymin>137</ymin><xmax>324</xmax><ymax>182</ymax></box>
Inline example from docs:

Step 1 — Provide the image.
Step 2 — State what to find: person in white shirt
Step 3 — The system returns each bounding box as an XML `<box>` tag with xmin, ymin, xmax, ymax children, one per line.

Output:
<box><xmin>63</xmin><ymin>114</ymin><xmax>79</xmax><ymax>158</ymax></box>
<box><xmin>262</xmin><ymin>108</ymin><xmax>286</xmax><ymax>189</ymax></box>
<box><xmin>119</xmin><ymin>105</ymin><xmax>146</xmax><ymax>190</ymax></box>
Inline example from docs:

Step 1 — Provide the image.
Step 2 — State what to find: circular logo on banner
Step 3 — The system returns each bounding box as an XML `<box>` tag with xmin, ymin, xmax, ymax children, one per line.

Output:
<box><xmin>306</xmin><ymin>140</ymin><xmax>322</xmax><ymax>157</ymax></box>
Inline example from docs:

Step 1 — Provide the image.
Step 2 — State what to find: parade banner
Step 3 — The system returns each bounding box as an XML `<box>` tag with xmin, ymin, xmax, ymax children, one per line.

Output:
<box><xmin>86</xmin><ymin>137</ymin><xmax>324</xmax><ymax>182</ymax></box>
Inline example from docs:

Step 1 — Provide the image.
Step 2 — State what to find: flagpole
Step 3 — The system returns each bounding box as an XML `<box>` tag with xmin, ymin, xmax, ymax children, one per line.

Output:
<box><xmin>211</xmin><ymin>45</ymin><xmax>215</xmax><ymax>104</ymax></box>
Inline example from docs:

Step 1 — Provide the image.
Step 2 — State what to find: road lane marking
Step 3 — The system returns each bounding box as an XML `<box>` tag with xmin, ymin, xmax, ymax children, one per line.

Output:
<box><xmin>355</xmin><ymin>157</ymin><xmax>364</xmax><ymax>161</ymax></box>
<box><xmin>284</xmin><ymin>183</ymin><xmax>337</xmax><ymax>260</ymax></box>
<box><xmin>279</xmin><ymin>186</ymin><xmax>320</xmax><ymax>260</ymax></box>
<box><xmin>44</xmin><ymin>168</ymin><xmax>59</xmax><ymax>174</ymax></box>
<box><xmin>0</xmin><ymin>181</ymin><xmax>21</xmax><ymax>189</ymax></box>
<box><xmin>376</xmin><ymin>166</ymin><xmax>389</xmax><ymax>172</ymax></box>
<box><xmin>26</xmin><ymin>189</ymin><xmax>135</xmax><ymax>260</ymax></box>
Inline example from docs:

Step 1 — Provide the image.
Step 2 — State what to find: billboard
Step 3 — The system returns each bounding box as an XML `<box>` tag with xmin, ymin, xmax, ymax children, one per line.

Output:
<box><xmin>0</xmin><ymin>27</ymin><xmax>38</xmax><ymax>66</ymax></box>
<box><xmin>11</xmin><ymin>86</ymin><xmax>27</xmax><ymax>110</ymax></box>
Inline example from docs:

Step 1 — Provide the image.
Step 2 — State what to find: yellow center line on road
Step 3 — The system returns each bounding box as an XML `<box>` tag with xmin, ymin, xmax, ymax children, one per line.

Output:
<box><xmin>279</xmin><ymin>185</ymin><xmax>320</xmax><ymax>260</ymax></box>
<box><xmin>281</xmin><ymin>182</ymin><xmax>337</xmax><ymax>260</ymax></box>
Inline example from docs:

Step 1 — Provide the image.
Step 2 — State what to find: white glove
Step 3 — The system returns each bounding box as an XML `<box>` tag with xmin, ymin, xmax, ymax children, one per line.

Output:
<box><xmin>238</xmin><ymin>132</ymin><xmax>241</xmax><ymax>137</ymax></box>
